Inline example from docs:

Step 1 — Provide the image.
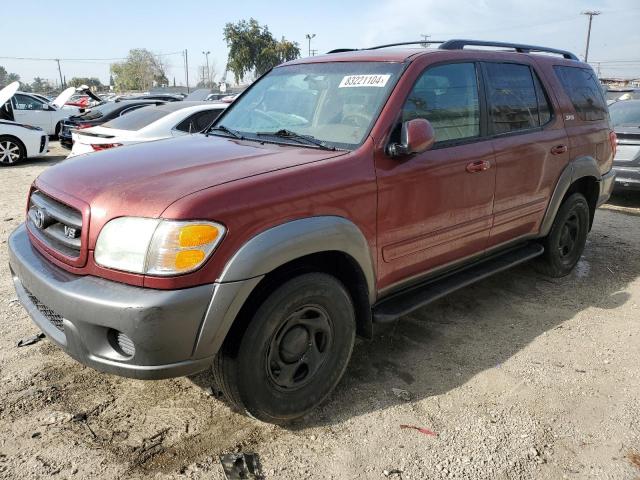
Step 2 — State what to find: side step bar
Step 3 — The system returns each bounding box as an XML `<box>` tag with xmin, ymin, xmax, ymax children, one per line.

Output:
<box><xmin>372</xmin><ymin>243</ymin><xmax>544</xmax><ymax>323</ymax></box>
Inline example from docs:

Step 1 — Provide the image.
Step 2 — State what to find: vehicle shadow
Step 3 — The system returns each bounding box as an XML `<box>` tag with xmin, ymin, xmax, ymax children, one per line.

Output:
<box><xmin>607</xmin><ymin>191</ymin><xmax>640</xmax><ymax>209</ymax></box>
<box><xmin>190</xmin><ymin>212</ymin><xmax>638</xmax><ymax>429</ymax></box>
<box><xmin>9</xmin><ymin>155</ymin><xmax>66</xmax><ymax>169</ymax></box>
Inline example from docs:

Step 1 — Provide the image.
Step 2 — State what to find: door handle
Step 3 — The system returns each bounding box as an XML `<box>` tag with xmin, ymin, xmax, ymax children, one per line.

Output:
<box><xmin>550</xmin><ymin>145</ymin><xmax>568</xmax><ymax>155</ymax></box>
<box><xmin>466</xmin><ymin>160</ymin><xmax>491</xmax><ymax>173</ymax></box>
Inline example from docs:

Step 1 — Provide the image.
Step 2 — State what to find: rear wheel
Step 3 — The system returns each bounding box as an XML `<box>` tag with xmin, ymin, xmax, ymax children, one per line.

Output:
<box><xmin>0</xmin><ymin>136</ymin><xmax>26</xmax><ymax>166</ymax></box>
<box><xmin>213</xmin><ymin>273</ymin><xmax>356</xmax><ymax>424</ymax></box>
<box><xmin>537</xmin><ymin>193</ymin><xmax>590</xmax><ymax>277</ymax></box>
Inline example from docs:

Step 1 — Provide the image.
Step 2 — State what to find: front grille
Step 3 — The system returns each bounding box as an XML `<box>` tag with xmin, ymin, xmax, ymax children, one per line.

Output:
<box><xmin>27</xmin><ymin>190</ymin><xmax>83</xmax><ymax>258</ymax></box>
<box><xmin>39</xmin><ymin>135</ymin><xmax>46</xmax><ymax>153</ymax></box>
<box><xmin>25</xmin><ymin>289</ymin><xmax>64</xmax><ymax>332</ymax></box>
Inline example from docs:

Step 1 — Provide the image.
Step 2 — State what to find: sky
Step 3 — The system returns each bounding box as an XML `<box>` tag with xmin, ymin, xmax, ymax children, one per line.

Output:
<box><xmin>2</xmin><ymin>0</ymin><xmax>640</xmax><ymax>87</ymax></box>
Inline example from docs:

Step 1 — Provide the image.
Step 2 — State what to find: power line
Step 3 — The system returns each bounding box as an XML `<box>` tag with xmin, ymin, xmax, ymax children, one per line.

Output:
<box><xmin>0</xmin><ymin>51</ymin><xmax>183</xmax><ymax>62</ymax></box>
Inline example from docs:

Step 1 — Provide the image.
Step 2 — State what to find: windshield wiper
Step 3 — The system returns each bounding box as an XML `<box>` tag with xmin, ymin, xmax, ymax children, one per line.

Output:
<box><xmin>207</xmin><ymin>124</ymin><xmax>244</xmax><ymax>139</ymax></box>
<box><xmin>256</xmin><ymin>129</ymin><xmax>335</xmax><ymax>150</ymax></box>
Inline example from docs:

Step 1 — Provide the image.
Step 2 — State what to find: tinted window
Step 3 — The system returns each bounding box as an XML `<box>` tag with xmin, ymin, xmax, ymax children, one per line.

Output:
<box><xmin>176</xmin><ymin>109</ymin><xmax>224</xmax><ymax>132</ymax></box>
<box><xmin>13</xmin><ymin>94</ymin><xmax>46</xmax><ymax>111</ymax></box>
<box><xmin>103</xmin><ymin>106</ymin><xmax>169</xmax><ymax>130</ymax></box>
<box><xmin>532</xmin><ymin>73</ymin><xmax>552</xmax><ymax>125</ymax></box>
<box><xmin>484</xmin><ymin>63</ymin><xmax>542</xmax><ymax>134</ymax></box>
<box><xmin>554</xmin><ymin>66</ymin><xmax>607</xmax><ymax>121</ymax></box>
<box><xmin>402</xmin><ymin>63</ymin><xmax>480</xmax><ymax>143</ymax></box>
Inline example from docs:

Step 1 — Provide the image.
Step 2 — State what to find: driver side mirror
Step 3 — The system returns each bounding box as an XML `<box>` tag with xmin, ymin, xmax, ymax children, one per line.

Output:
<box><xmin>387</xmin><ymin>118</ymin><xmax>435</xmax><ymax>158</ymax></box>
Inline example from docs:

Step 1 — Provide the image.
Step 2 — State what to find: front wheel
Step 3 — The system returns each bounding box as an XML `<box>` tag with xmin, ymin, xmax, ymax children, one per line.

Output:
<box><xmin>0</xmin><ymin>136</ymin><xmax>26</xmax><ymax>166</ymax></box>
<box><xmin>213</xmin><ymin>273</ymin><xmax>356</xmax><ymax>424</ymax></box>
<box><xmin>537</xmin><ymin>192</ymin><xmax>590</xmax><ymax>277</ymax></box>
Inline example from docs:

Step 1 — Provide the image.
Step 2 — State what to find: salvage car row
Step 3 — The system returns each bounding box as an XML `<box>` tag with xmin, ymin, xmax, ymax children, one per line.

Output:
<box><xmin>0</xmin><ymin>82</ymin><xmax>231</xmax><ymax>165</ymax></box>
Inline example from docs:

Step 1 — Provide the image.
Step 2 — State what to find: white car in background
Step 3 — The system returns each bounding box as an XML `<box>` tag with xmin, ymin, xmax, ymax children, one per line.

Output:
<box><xmin>68</xmin><ymin>101</ymin><xmax>227</xmax><ymax>157</ymax></box>
<box><xmin>1</xmin><ymin>86</ymin><xmax>78</xmax><ymax>136</ymax></box>
<box><xmin>0</xmin><ymin>82</ymin><xmax>49</xmax><ymax>166</ymax></box>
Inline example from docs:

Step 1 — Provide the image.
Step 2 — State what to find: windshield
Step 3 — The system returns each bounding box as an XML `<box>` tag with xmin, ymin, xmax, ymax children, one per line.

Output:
<box><xmin>216</xmin><ymin>62</ymin><xmax>403</xmax><ymax>149</ymax></box>
<box><xmin>609</xmin><ymin>101</ymin><xmax>640</xmax><ymax>127</ymax></box>
<box><xmin>103</xmin><ymin>106</ymin><xmax>169</xmax><ymax>130</ymax></box>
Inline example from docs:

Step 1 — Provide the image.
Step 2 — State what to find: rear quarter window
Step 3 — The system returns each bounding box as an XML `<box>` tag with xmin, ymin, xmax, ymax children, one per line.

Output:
<box><xmin>554</xmin><ymin>66</ymin><xmax>608</xmax><ymax>121</ymax></box>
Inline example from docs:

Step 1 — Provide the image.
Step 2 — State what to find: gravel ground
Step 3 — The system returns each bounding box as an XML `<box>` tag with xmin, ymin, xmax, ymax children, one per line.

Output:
<box><xmin>1</xmin><ymin>143</ymin><xmax>639</xmax><ymax>479</ymax></box>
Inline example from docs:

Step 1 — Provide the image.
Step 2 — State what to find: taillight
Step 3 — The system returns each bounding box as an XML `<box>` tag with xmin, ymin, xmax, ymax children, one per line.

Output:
<box><xmin>91</xmin><ymin>143</ymin><xmax>122</xmax><ymax>151</ymax></box>
<box><xmin>609</xmin><ymin>131</ymin><xmax>617</xmax><ymax>157</ymax></box>
<box><xmin>76</xmin><ymin>124</ymin><xmax>92</xmax><ymax>129</ymax></box>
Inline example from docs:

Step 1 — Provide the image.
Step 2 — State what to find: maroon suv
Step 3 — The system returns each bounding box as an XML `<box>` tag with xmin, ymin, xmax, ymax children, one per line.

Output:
<box><xmin>9</xmin><ymin>40</ymin><xmax>615</xmax><ymax>423</ymax></box>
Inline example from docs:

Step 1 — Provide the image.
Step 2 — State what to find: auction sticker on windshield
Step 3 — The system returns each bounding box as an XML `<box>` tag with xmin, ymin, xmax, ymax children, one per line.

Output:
<box><xmin>339</xmin><ymin>74</ymin><xmax>391</xmax><ymax>88</ymax></box>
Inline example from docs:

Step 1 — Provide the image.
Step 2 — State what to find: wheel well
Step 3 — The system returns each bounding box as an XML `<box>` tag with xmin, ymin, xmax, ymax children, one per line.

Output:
<box><xmin>564</xmin><ymin>176</ymin><xmax>599</xmax><ymax>229</ymax></box>
<box><xmin>221</xmin><ymin>251</ymin><xmax>373</xmax><ymax>357</ymax></box>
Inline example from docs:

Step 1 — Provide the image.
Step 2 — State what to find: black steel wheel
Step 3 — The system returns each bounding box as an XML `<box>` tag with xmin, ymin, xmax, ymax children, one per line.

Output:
<box><xmin>213</xmin><ymin>273</ymin><xmax>356</xmax><ymax>423</ymax></box>
<box><xmin>538</xmin><ymin>192</ymin><xmax>590</xmax><ymax>277</ymax></box>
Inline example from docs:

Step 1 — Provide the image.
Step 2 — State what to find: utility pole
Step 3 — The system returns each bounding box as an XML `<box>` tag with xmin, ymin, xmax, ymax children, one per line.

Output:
<box><xmin>55</xmin><ymin>59</ymin><xmax>64</xmax><ymax>88</ymax></box>
<box><xmin>202</xmin><ymin>51</ymin><xmax>211</xmax><ymax>88</ymax></box>
<box><xmin>184</xmin><ymin>49</ymin><xmax>190</xmax><ymax>93</ymax></box>
<box><xmin>305</xmin><ymin>33</ymin><xmax>316</xmax><ymax>57</ymax></box>
<box><xmin>582</xmin><ymin>10</ymin><xmax>601</xmax><ymax>62</ymax></box>
<box><xmin>420</xmin><ymin>34</ymin><xmax>431</xmax><ymax>48</ymax></box>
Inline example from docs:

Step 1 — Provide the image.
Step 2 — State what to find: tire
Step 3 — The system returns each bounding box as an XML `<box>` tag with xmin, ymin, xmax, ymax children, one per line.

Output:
<box><xmin>54</xmin><ymin>122</ymin><xmax>62</xmax><ymax>139</ymax></box>
<box><xmin>537</xmin><ymin>192</ymin><xmax>590</xmax><ymax>277</ymax></box>
<box><xmin>213</xmin><ymin>273</ymin><xmax>356</xmax><ymax>424</ymax></box>
<box><xmin>0</xmin><ymin>136</ymin><xmax>26</xmax><ymax>166</ymax></box>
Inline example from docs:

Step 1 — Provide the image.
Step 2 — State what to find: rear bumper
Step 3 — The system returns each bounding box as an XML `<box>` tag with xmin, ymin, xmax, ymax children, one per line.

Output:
<box><xmin>597</xmin><ymin>169</ymin><xmax>616</xmax><ymax>206</ymax></box>
<box><xmin>8</xmin><ymin>224</ymin><xmax>256</xmax><ymax>380</ymax></box>
<box><xmin>612</xmin><ymin>165</ymin><xmax>640</xmax><ymax>191</ymax></box>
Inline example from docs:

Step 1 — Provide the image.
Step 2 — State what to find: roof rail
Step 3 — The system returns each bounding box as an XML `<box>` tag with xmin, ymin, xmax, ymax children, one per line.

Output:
<box><xmin>327</xmin><ymin>48</ymin><xmax>358</xmax><ymax>54</ymax></box>
<box><xmin>438</xmin><ymin>39</ymin><xmax>579</xmax><ymax>60</ymax></box>
<box><xmin>366</xmin><ymin>41</ymin><xmax>445</xmax><ymax>50</ymax></box>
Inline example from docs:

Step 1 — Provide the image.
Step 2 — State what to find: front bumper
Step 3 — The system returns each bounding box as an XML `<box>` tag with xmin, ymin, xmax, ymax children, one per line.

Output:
<box><xmin>59</xmin><ymin>131</ymin><xmax>73</xmax><ymax>150</ymax></box>
<box><xmin>597</xmin><ymin>169</ymin><xmax>616</xmax><ymax>206</ymax></box>
<box><xmin>8</xmin><ymin>224</ymin><xmax>259</xmax><ymax>380</ymax></box>
<box><xmin>612</xmin><ymin>165</ymin><xmax>640</xmax><ymax>191</ymax></box>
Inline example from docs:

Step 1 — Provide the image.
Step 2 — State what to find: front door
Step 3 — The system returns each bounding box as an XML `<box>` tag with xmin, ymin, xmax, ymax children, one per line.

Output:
<box><xmin>12</xmin><ymin>94</ymin><xmax>52</xmax><ymax>133</ymax></box>
<box><xmin>375</xmin><ymin>62</ymin><xmax>496</xmax><ymax>291</ymax></box>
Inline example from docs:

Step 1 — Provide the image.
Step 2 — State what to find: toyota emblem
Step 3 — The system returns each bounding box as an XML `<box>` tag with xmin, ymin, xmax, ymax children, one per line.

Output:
<box><xmin>34</xmin><ymin>209</ymin><xmax>46</xmax><ymax>229</ymax></box>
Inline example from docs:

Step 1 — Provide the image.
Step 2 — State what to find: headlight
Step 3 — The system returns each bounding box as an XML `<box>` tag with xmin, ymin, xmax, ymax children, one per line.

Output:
<box><xmin>95</xmin><ymin>217</ymin><xmax>225</xmax><ymax>276</ymax></box>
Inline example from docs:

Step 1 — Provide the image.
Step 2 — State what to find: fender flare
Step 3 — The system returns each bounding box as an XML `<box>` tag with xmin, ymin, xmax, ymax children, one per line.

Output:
<box><xmin>193</xmin><ymin>216</ymin><xmax>376</xmax><ymax>358</ymax></box>
<box><xmin>539</xmin><ymin>156</ymin><xmax>601</xmax><ymax>236</ymax></box>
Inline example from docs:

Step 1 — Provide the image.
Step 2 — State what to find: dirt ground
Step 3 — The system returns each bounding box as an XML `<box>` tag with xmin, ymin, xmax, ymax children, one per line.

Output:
<box><xmin>1</xmin><ymin>143</ymin><xmax>639</xmax><ymax>480</ymax></box>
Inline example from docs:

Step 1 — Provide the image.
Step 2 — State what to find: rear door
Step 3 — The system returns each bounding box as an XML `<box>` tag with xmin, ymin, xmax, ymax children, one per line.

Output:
<box><xmin>482</xmin><ymin>61</ymin><xmax>570</xmax><ymax>247</ymax></box>
<box><xmin>375</xmin><ymin>62</ymin><xmax>496</xmax><ymax>290</ymax></box>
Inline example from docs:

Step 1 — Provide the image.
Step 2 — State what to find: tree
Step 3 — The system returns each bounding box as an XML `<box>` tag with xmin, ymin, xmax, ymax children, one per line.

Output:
<box><xmin>223</xmin><ymin>18</ymin><xmax>300</xmax><ymax>84</ymax></box>
<box><xmin>68</xmin><ymin>77</ymin><xmax>104</xmax><ymax>89</ymax></box>
<box><xmin>30</xmin><ymin>77</ymin><xmax>54</xmax><ymax>93</ymax></box>
<box><xmin>0</xmin><ymin>65</ymin><xmax>21</xmax><ymax>87</ymax></box>
<box><xmin>110</xmin><ymin>49</ymin><xmax>169</xmax><ymax>91</ymax></box>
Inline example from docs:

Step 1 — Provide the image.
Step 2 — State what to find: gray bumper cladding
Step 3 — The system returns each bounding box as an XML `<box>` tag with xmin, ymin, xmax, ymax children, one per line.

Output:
<box><xmin>8</xmin><ymin>224</ymin><xmax>217</xmax><ymax>379</ymax></box>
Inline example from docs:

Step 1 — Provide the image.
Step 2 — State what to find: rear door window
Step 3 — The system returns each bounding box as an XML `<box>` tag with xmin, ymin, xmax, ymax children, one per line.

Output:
<box><xmin>553</xmin><ymin>66</ymin><xmax>607</xmax><ymax>121</ymax></box>
<box><xmin>483</xmin><ymin>63</ymin><xmax>546</xmax><ymax>134</ymax></box>
<box><xmin>402</xmin><ymin>62</ymin><xmax>480</xmax><ymax>143</ymax></box>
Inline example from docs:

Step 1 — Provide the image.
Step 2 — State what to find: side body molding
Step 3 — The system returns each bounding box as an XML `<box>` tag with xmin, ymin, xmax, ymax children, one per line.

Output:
<box><xmin>192</xmin><ymin>216</ymin><xmax>376</xmax><ymax>358</ymax></box>
<box><xmin>539</xmin><ymin>156</ymin><xmax>601</xmax><ymax>237</ymax></box>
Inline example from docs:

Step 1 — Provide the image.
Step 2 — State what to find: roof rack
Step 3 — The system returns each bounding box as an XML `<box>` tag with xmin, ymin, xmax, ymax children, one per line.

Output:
<box><xmin>327</xmin><ymin>39</ymin><xmax>579</xmax><ymax>60</ymax></box>
<box><xmin>367</xmin><ymin>41</ymin><xmax>445</xmax><ymax>50</ymax></box>
<box><xmin>439</xmin><ymin>39</ymin><xmax>579</xmax><ymax>60</ymax></box>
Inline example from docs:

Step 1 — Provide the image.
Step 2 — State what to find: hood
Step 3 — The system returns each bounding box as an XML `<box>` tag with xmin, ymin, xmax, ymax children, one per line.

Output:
<box><xmin>0</xmin><ymin>81</ymin><xmax>19</xmax><ymax>105</ymax></box>
<box><xmin>36</xmin><ymin>134</ymin><xmax>346</xmax><ymax>220</ymax></box>
<box><xmin>52</xmin><ymin>87</ymin><xmax>76</xmax><ymax>108</ymax></box>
